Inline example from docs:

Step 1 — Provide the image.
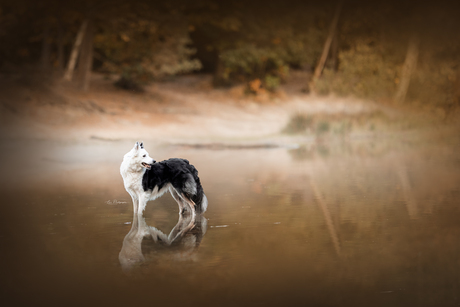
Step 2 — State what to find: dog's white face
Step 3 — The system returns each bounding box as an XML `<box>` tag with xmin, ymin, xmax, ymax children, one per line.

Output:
<box><xmin>125</xmin><ymin>142</ymin><xmax>156</xmax><ymax>170</ymax></box>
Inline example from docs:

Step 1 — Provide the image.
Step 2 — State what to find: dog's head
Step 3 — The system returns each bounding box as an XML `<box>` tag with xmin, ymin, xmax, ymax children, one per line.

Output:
<box><xmin>126</xmin><ymin>141</ymin><xmax>156</xmax><ymax>170</ymax></box>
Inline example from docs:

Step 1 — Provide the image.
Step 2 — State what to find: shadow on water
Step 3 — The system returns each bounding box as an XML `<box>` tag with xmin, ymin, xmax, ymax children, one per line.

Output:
<box><xmin>0</xmin><ymin>134</ymin><xmax>460</xmax><ymax>307</ymax></box>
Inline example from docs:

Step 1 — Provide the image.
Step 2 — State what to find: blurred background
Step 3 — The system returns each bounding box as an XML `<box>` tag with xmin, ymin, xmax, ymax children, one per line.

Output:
<box><xmin>0</xmin><ymin>0</ymin><xmax>459</xmax><ymax>141</ymax></box>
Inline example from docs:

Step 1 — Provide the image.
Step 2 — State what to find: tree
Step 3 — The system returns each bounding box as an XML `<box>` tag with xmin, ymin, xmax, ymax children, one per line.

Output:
<box><xmin>93</xmin><ymin>1</ymin><xmax>202</xmax><ymax>90</ymax></box>
<box><xmin>310</xmin><ymin>0</ymin><xmax>343</xmax><ymax>92</ymax></box>
<box><xmin>63</xmin><ymin>19</ymin><xmax>89</xmax><ymax>82</ymax></box>
<box><xmin>76</xmin><ymin>19</ymin><xmax>94</xmax><ymax>91</ymax></box>
<box><xmin>40</xmin><ymin>23</ymin><xmax>51</xmax><ymax>71</ymax></box>
<box><xmin>394</xmin><ymin>35</ymin><xmax>419</xmax><ymax>104</ymax></box>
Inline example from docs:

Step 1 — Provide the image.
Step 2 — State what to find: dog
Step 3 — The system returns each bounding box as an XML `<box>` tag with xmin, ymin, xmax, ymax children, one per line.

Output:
<box><xmin>120</xmin><ymin>141</ymin><xmax>208</xmax><ymax>216</ymax></box>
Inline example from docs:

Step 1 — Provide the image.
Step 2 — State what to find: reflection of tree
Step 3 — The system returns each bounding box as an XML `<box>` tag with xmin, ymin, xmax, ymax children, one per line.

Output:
<box><xmin>396</xmin><ymin>162</ymin><xmax>419</xmax><ymax>219</ymax></box>
<box><xmin>310</xmin><ymin>178</ymin><xmax>341</xmax><ymax>256</ymax></box>
<box><xmin>119</xmin><ymin>213</ymin><xmax>207</xmax><ymax>273</ymax></box>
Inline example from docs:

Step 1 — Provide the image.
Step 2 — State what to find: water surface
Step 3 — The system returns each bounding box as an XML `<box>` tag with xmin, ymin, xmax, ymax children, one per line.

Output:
<box><xmin>1</xmin><ymin>137</ymin><xmax>459</xmax><ymax>307</ymax></box>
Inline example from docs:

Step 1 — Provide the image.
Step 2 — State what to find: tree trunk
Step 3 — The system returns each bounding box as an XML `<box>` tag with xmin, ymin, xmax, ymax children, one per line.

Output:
<box><xmin>40</xmin><ymin>25</ymin><xmax>51</xmax><ymax>71</ymax></box>
<box><xmin>57</xmin><ymin>22</ymin><xmax>65</xmax><ymax>73</ymax></box>
<box><xmin>63</xmin><ymin>19</ymin><xmax>88</xmax><ymax>81</ymax></box>
<box><xmin>444</xmin><ymin>65</ymin><xmax>460</xmax><ymax>120</ymax></box>
<box><xmin>213</xmin><ymin>58</ymin><xmax>225</xmax><ymax>86</ymax></box>
<box><xmin>394</xmin><ymin>35</ymin><xmax>419</xmax><ymax>104</ymax></box>
<box><xmin>311</xmin><ymin>0</ymin><xmax>343</xmax><ymax>84</ymax></box>
<box><xmin>329</xmin><ymin>30</ymin><xmax>339</xmax><ymax>71</ymax></box>
<box><xmin>76</xmin><ymin>20</ymin><xmax>94</xmax><ymax>91</ymax></box>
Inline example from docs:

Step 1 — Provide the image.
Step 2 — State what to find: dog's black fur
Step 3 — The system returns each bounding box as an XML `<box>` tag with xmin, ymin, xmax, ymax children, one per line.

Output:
<box><xmin>142</xmin><ymin>158</ymin><xmax>205</xmax><ymax>211</ymax></box>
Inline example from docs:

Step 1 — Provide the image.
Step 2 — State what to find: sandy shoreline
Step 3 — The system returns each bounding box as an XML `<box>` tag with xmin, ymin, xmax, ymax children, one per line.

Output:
<box><xmin>0</xmin><ymin>73</ymin><xmax>392</xmax><ymax>143</ymax></box>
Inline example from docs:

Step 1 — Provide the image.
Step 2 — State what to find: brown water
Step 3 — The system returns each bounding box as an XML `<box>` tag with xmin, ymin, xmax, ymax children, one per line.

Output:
<box><xmin>1</xmin><ymin>136</ymin><xmax>460</xmax><ymax>307</ymax></box>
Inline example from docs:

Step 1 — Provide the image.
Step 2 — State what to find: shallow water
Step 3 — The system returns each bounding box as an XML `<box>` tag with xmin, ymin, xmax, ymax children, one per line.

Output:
<box><xmin>1</xmin><ymin>136</ymin><xmax>460</xmax><ymax>307</ymax></box>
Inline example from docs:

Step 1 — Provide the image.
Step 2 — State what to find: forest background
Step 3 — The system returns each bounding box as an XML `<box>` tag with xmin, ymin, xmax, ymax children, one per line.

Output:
<box><xmin>1</xmin><ymin>0</ymin><xmax>459</xmax><ymax>140</ymax></box>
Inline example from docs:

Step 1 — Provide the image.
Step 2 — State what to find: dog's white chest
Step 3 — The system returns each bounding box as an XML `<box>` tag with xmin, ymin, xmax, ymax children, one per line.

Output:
<box><xmin>120</xmin><ymin>161</ymin><xmax>145</xmax><ymax>197</ymax></box>
<box><xmin>124</xmin><ymin>174</ymin><xmax>142</xmax><ymax>192</ymax></box>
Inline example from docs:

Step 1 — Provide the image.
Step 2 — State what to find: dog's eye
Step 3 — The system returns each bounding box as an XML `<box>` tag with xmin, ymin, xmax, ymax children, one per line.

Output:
<box><xmin>143</xmin><ymin>155</ymin><xmax>146</xmax><ymax>157</ymax></box>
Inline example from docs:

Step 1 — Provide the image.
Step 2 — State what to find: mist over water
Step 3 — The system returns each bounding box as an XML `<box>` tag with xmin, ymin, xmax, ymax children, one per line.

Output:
<box><xmin>1</xmin><ymin>136</ymin><xmax>459</xmax><ymax>307</ymax></box>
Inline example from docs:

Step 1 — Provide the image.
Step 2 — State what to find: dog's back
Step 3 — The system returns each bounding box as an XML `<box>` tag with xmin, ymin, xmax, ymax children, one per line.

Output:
<box><xmin>142</xmin><ymin>158</ymin><xmax>208</xmax><ymax>213</ymax></box>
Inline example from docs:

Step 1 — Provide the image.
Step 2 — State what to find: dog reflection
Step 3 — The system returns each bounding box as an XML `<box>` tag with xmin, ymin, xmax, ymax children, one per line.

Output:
<box><xmin>119</xmin><ymin>212</ymin><xmax>207</xmax><ymax>272</ymax></box>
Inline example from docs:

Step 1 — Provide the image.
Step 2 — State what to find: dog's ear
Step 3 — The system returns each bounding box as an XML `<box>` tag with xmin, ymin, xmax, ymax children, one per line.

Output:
<box><xmin>139</xmin><ymin>141</ymin><xmax>144</xmax><ymax>149</ymax></box>
<box><xmin>133</xmin><ymin>142</ymin><xmax>139</xmax><ymax>151</ymax></box>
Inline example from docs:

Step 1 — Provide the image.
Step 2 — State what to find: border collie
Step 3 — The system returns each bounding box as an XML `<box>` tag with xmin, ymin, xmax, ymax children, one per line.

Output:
<box><xmin>120</xmin><ymin>142</ymin><xmax>208</xmax><ymax>216</ymax></box>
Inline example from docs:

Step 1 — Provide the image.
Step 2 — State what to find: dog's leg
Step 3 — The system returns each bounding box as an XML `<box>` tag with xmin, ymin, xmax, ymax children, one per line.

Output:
<box><xmin>131</xmin><ymin>195</ymin><xmax>139</xmax><ymax>214</ymax></box>
<box><xmin>170</xmin><ymin>187</ymin><xmax>188</xmax><ymax>214</ymax></box>
<box><xmin>138</xmin><ymin>194</ymin><xmax>147</xmax><ymax>215</ymax></box>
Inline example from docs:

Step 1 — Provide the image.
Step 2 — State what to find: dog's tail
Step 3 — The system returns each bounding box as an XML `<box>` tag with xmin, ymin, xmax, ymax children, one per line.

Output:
<box><xmin>198</xmin><ymin>193</ymin><xmax>208</xmax><ymax>213</ymax></box>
